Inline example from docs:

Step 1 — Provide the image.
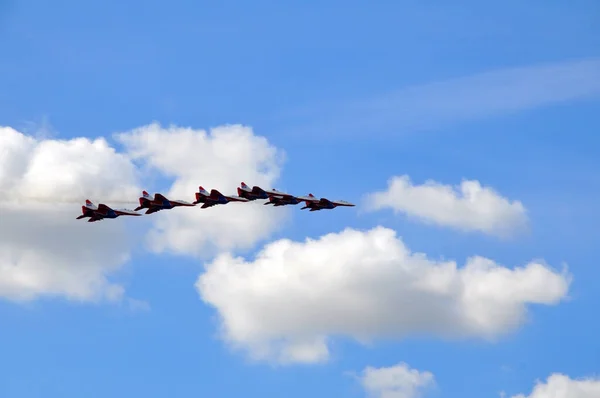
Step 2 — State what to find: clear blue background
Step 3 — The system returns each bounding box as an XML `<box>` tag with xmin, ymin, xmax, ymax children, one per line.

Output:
<box><xmin>1</xmin><ymin>1</ymin><xmax>599</xmax><ymax>397</ymax></box>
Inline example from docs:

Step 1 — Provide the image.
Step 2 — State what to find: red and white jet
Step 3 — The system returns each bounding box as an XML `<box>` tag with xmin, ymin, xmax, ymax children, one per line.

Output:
<box><xmin>237</xmin><ymin>182</ymin><xmax>270</xmax><ymax>201</ymax></box>
<box><xmin>262</xmin><ymin>187</ymin><xmax>302</xmax><ymax>207</ymax></box>
<box><xmin>297</xmin><ymin>193</ymin><xmax>355</xmax><ymax>211</ymax></box>
<box><xmin>237</xmin><ymin>181</ymin><xmax>300</xmax><ymax>206</ymax></box>
<box><xmin>134</xmin><ymin>191</ymin><xmax>195</xmax><ymax>215</ymax></box>
<box><xmin>193</xmin><ymin>186</ymin><xmax>249</xmax><ymax>208</ymax></box>
<box><xmin>76</xmin><ymin>200</ymin><xmax>142</xmax><ymax>222</ymax></box>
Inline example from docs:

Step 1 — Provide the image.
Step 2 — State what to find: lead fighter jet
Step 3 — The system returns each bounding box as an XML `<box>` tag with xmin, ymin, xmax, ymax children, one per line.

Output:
<box><xmin>134</xmin><ymin>190</ymin><xmax>195</xmax><ymax>214</ymax></box>
<box><xmin>76</xmin><ymin>200</ymin><xmax>141</xmax><ymax>222</ymax></box>
<box><xmin>297</xmin><ymin>193</ymin><xmax>355</xmax><ymax>211</ymax></box>
<box><xmin>193</xmin><ymin>186</ymin><xmax>249</xmax><ymax>208</ymax></box>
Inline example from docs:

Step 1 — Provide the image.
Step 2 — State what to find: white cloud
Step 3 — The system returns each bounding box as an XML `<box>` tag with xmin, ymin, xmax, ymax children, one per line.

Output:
<box><xmin>359</xmin><ymin>363</ymin><xmax>435</xmax><ymax>398</ymax></box>
<box><xmin>0</xmin><ymin>126</ymin><xmax>141</xmax><ymax>302</ymax></box>
<box><xmin>127</xmin><ymin>297</ymin><xmax>151</xmax><ymax>312</ymax></box>
<box><xmin>364</xmin><ymin>175</ymin><xmax>527</xmax><ymax>237</ymax></box>
<box><xmin>196</xmin><ymin>226</ymin><xmax>570</xmax><ymax>364</ymax></box>
<box><xmin>0</xmin><ymin>122</ymin><xmax>287</xmax><ymax>303</ymax></box>
<box><xmin>115</xmin><ymin>122</ymin><xmax>288</xmax><ymax>257</ymax></box>
<box><xmin>510</xmin><ymin>373</ymin><xmax>600</xmax><ymax>398</ymax></box>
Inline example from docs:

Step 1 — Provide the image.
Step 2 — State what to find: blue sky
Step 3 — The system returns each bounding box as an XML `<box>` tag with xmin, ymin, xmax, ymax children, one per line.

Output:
<box><xmin>1</xmin><ymin>1</ymin><xmax>599</xmax><ymax>397</ymax></box>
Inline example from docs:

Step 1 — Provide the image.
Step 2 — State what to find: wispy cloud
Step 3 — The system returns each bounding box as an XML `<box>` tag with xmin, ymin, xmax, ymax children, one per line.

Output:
<box><xmin>277</xmin><ymin>57</ymin><xmax>600</xmax><ymax>138</ymax></box>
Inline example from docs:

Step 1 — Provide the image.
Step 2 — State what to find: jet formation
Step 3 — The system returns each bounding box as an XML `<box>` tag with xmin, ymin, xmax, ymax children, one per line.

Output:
<box><xmin>76</xmin><ymin>182</ymin><xmax>355</xmax><ymax>222</ymax></box>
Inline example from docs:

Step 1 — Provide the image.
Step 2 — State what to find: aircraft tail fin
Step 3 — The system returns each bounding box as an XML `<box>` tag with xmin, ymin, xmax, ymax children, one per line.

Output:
<box><xmin>85</xmin><ymin>199</ymin><xmax>95</xmax><ymax>208</ymax></box>
<box><xmin>198</xmin><ymin>186</ymin><xmax>209</xmax><ymax>195</ymax></box>
<box><xmin>142</xmin><ymin>190</ymin><xmax>151</xmax><ymax>198</ymax></box>
<box><xmin>241</xmin><ymin>182</ymin><xmax>249</xmax><ymax>189</ymax></box>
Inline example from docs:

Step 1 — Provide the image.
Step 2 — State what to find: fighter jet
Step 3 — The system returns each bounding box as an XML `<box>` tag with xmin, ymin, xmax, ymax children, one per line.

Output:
<box><xmin>238</xmin><ymin>182</ymin><xmax>302</xmax><ymax>206</ymax></box>
<box><xmin>237</xmin><ymin>182</ymin><xmax>269</xmax><ymax>200</ymax></box>
<box><xmin>297</xmin><ymin>193</ymin><xmax>355</xmax><ymax>211</ymax></box>
<box><xmin>134</xmin><ymin>190</ymin><xmax>195</xmax><ymax>215</ymax></box>
<box><xmin>193</xmin><ymin>186</ymin><xmax>249</xmax><ymax>208</ymax></box>
<box><xmin>263</xmin><ymin>188</ymin><xmax>302</xmax><ymax>207</ymax></box>
<box><xmin>76</xmin><ymin>199</ymin><xmax>141</xmax><ymax>222</ymax></box>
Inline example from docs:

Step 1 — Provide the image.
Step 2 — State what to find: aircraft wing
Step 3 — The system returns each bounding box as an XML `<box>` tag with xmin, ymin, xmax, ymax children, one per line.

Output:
<box><xmin>297</xmin><ymin>195</ymin><xmax>319</xmax><ymax>202</ymax></box>
<box><xmin>169</xmin><ymin>199</ymin><xmax>195</xmax><ymax>206</ymax></box>
<box><xmin>97</xmin><ymin>204</ymin><xmax>113</xmax><ymax>213</ymax></box>
<box><xmin>225</xmin><ymin>195</ymin><xmax>249</xmax><ymax>202</ymax></box>
<box><xmin>114</xmin><ymin>209</ymin><xmax>142</xmax><ymax>216</ymax></box>
<box><xmin>145</xmin><ymin>206</ymin><xmax>162</xmax><ymax>215</ymax></box>
<box><xmin>201</xmin><ymin>202</ymin><xmax>218</xmax><ymax>209</ymax></box>
<box><xmin>88</xmin><ymin>215</ymin><xmax>104</xmax><ymax>222</ymax></box>
<box><xmin>252</xmin><ymin>186</ymin><xmax>267</xmax><ymax>195</ymax></box>
<box><xmin>265</xmin><ymin>189</ymin><xmax>294</xmax><ymax>198</ymax></box>
<box><xmin>331</xmin><ymin>200</ymin><xmax>355</xmax><ymax>207</ymax></box>
<box><xmin>209</xmin><ymin>189</ymin><xmax>226</xmax><ymax>200</ymax></box>
<box><xmin>154</xmin><ymin>193</ymin><xmax>169</xmax><ymax>203</ymax></box>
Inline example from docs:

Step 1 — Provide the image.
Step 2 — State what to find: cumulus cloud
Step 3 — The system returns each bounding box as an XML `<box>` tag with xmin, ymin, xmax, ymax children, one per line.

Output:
<box><xmin>0</xmin><ymin>122</ymin><xmax>286</xmax><ymax>303</ymax></box>
<box><xmin>115</xmin><ymin>123</ymin><xmax>288</xmax><ymax>257</ymax></box>
<box><xmin>359</xmin><ymin>363</ymin><xmax>435</xmax><ymax>398</ymax></box>
<box><xmin>364</xmin><ymin>175</ymin><xmax>527</xmax><ymax>237</ymax></box>
<box><xmin>196</xmin><ymin>226</ymin><xmax>570</xmax><ymax>364</ymax></box>
<box><xmin>0</xmin><ymin>126</ymin><xmax>141</xmax><ymax>302</ymax></box>
<box><xmin>510</xmin><ymin>373</ymin><xmax>600</xmax><ymax>398</ymax></box>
